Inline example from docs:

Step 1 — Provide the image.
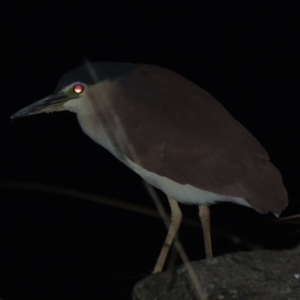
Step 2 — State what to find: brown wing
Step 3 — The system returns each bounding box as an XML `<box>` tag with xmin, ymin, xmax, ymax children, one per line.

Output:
<box><xmin>113</xmin><ymin>64</ymin><xmax>288</xmax><ymax>214</ymax></box>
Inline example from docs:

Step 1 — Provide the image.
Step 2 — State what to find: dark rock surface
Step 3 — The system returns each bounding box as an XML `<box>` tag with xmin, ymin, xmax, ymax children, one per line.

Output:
<box><xmin>133</xmin><ymin>246</ymin><xmax>300</xmax><ymax>300</ymax></box>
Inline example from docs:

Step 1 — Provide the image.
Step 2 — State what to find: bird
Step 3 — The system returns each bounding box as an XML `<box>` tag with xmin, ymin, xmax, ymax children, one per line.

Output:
<box><xmin>11</xmin><ymin>62</ymin><xmax>288</xmax><ymax>273</ymax></box>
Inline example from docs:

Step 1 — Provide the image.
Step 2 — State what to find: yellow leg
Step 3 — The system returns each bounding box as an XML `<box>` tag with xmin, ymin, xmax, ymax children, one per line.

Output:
<box><xmin>199</xmin><ymin>205</ymin><xmax>213</xmax><ymax>258</ymax></box>
<box><xmin>153</xmin><ymin>198</ymin><xmax>182</xmax><ymax>273</ymax></box>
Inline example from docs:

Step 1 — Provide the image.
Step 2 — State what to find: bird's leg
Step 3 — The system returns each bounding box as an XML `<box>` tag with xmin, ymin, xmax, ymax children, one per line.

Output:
<box><xmin>153</xmin><ymin>198</ymin><xmax>182</xmax><ymax>273</ymax></box>
<box><xmin>199</xmin><ymin>205</ymin><xmax>213</xmax><ymax>258</ymax></box>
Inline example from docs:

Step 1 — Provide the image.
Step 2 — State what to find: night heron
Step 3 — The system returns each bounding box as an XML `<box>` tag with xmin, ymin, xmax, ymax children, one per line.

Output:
<box><xmin>11</xmin><ymin>62</ymin><xmax>288</xmax><ymax>273</ymax></box>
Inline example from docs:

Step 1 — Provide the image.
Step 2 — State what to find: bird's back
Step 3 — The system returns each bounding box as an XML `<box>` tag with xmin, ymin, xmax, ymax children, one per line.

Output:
<box><xmin>106</xmin><ymin>64</ymin><xmax>287</xmax><ymax>214</ymax></box>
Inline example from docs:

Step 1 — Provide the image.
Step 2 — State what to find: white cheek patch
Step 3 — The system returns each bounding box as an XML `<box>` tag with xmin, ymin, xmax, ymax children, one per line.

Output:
<box><xmin>63</xmin><ymin>98</ymin><xmax>83</xmax><ymax>113</ymax></box>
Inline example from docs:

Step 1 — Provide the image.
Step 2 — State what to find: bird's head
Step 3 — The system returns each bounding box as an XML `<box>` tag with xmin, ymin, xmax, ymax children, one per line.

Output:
<box><xmin>11</xmin><ymin>62</ymin><xmax>134</xmax><ymax>119</ymax></box>
<box><xmin>10</xmin><ymin>80</ymin><xmax>90</xmax><ymax>119</ymax></box>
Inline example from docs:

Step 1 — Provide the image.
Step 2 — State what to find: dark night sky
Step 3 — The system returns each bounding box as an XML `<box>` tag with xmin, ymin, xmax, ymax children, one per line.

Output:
<box><xmin>1</xmin><ymin>2</ymin><xmax>299</xmax><ymax>300</ymax></box>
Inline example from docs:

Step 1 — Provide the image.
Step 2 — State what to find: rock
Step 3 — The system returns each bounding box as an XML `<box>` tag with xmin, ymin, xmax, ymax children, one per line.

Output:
<box><xmin>133</xmin><ymin>246</ymin><xmax>300</xmax><ymax>300</ymax></box>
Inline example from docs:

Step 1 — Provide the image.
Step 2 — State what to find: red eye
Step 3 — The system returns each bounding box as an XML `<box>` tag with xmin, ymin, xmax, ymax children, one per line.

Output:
<box><xmin>73</xmin><ymin>84</ymin><xmax>84</xmax><ymax>94</ymax></box>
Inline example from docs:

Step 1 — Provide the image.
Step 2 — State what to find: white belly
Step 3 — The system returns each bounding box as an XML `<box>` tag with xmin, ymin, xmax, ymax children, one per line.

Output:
<box><xmin>126</xmin><ymin>158</ymin><xmax>251</xmax><ymax>208</ymax></box>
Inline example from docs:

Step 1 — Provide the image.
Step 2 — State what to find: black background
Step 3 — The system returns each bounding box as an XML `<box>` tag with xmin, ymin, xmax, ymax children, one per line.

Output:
<box><xmin>1</xmin><ymin>2</ymin><xmax>299</xmax><ymax>300</ymax></box>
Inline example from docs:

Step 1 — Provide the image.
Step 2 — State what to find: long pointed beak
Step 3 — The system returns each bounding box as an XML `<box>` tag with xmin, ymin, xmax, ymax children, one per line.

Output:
<box><xmin>11</xmin><ymin>92</ymin><xmax>69</xmax><ymax>120</ymax></box>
